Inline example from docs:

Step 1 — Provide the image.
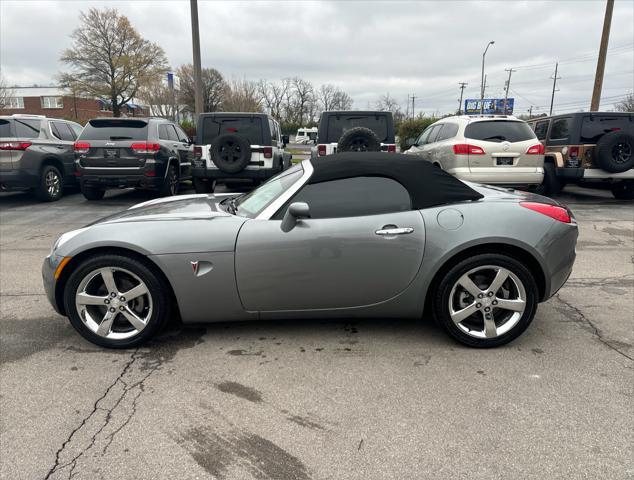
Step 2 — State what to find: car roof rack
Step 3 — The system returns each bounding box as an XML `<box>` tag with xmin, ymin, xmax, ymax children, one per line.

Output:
<box><xmin>11</xmin><ymin>114</ymin><xmax>46</xmax><ymax>118</ymax></box>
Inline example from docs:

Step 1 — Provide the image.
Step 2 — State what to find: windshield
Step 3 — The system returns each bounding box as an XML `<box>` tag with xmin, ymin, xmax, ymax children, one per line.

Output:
<box><xmin>234</xmin><ymin>163</ymin><xmax>304</xmax><ymax>218</ymax></box>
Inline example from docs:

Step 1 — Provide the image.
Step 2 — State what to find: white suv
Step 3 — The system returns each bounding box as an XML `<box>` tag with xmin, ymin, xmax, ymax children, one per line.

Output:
<box><xmin>404</xmin><ymin>115</ymin><xmax>545</xmax><ymax>187</ymax></box>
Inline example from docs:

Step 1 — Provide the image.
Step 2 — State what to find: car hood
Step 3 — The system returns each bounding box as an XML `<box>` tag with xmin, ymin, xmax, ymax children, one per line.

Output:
<box><xmin>86</xmin><ymin>194</ymin><xmax>233</xmax><ymax>226</ymax></box>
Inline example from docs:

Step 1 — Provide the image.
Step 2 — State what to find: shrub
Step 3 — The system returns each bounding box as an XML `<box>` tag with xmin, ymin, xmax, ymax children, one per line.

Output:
<box><xmin>397</xmin><ymin>117</ymin><xmax>437</xmax><ymax>151</ymax></box>
<box><xmin>180</xmin><ymin>119</ymin><xmax>196</xmax><ymax>137</ymax></box>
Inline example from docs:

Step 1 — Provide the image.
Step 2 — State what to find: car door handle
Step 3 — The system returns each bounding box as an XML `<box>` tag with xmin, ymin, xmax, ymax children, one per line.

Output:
<box><xmin>172</xmin><ymin>143</ymin><xmax>180</xmax><ymax>148</ymax></box>
<box><xmin>375</xmin><ymin>227</ymin><xmax>414</xmax><ymax>236</ymax></box>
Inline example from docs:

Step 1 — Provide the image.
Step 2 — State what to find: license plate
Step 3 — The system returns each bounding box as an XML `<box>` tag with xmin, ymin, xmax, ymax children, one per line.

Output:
<box><xmin>496</xmin><ymin>157</ymin><xmax>514</xmax><ymax>166</ymax></box>
<box><xmin>105</xmin><ymin>149</ymin><xmax>118</xmax><ymax>158</ymax></box>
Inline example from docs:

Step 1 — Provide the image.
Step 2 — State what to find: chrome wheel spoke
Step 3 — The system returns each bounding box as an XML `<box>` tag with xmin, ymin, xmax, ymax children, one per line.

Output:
<box><xmin>121</xmin><ymin>307</ymin><xmax>146</xmax><ymax>331</ymax></box>
<box><xmin>77</xmin><ymin>292</ymin><xmax>108</xmax><ymax>306</ymax></box>
<box><xmin>457</xmin><ymin>274</ymin><xmax>483</xmax><ymax>298</ymax></box>
<box><xmin>100</xmin><ymin>268</ymin><xmax>118</xmax><ymax>293</ymax></box>
<box><xmin>483</xmin><ymin>313</ymin><xmax>497</xmax><ymax>338</ymax></box>
<box><xmin>487</xmin><ymin>268</ymin><xmax>509</xmax><ymax>295</ymax></box>
<box><xmin>495</xmin><ymin>297</ymin><xmax>525</xmax><ymax>312</ymax></box>
<box><xmin>97</xmin><ymin>310</ymin><xmax>116</xmax><ymax>336</ymax></box>
<box><xmin>451</xmin><ymin>302</ymin><xmax>478</xmax><ymax>324</ymax></box>
<box><xmin>121</xmin><ymin>283</ymin><xmax>148</xmax><ymax>301</ymax></box>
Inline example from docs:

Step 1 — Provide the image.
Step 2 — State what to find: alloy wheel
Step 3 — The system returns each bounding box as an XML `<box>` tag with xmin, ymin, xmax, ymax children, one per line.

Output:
<box><xmin>45</xmin><ymin>170</ymin><xmax>61</xmax><ymax>197</ymax></box>
<box><xmin>448</xmin><ymin>265</ymin><xmax>526</xmax><ymax>339</ymax></box>
<box><xmin>612</xmin><ymin>142</ymin><xmax>632</xmax><ymax>164</ymax></box>
<box><xmin>75</xmin><ymin>267</ymin><xmax>153</xmax><ymax>340</ymax></box>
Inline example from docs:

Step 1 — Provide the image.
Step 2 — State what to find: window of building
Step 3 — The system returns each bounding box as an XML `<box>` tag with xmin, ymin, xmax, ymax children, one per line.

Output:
<box><xmin>41</xmin><ymin>96</ymin><xmax>63</xmax><ymax>109</ymax></box>
<box><xmin>3</xmin><ymin>97</ymin><xmax>24</xmax><ymax>109</ymax></box>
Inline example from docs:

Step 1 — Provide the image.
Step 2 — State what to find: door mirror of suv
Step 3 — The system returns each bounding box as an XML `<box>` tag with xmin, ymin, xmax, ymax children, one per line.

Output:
<box><xmin>188</xmin><ymin>136</ymin><xmax>195</xmax><ymax>145</ymax></box>
<box><xmin>281</xmin><ymin>202</ymin><xmax>311</xmax><ymax>232</ymax></box>
<box><xmin>281</xmin><ymin>134</ymin><xmax>290</xmax><ymax>147</ymax></box>
<box><xmin>405</xmin><ymin>138</ymin><xmax>417</xmax><ymax>147</ymax></box>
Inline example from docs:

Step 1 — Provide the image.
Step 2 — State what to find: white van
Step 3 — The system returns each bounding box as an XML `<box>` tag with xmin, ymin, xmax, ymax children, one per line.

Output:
<box><xmin>294</xmin><ymin>127</ymin><xmax>318</xmax><ymax>145</ymax></box>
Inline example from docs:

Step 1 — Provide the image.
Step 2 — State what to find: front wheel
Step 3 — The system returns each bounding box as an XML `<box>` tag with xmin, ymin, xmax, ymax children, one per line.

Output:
<box><xmin>432</xmin><ymin>253</ymin><xmax>538</xmax><ymax>348</ymax></box>
<box><xmin>63</xmin><ymin>254</ymin><xmax>171</xmax><ymax>348</ymax></box>
<box><xmin>35</xmin><ymin>165</ymin><xmax>64</xmax><ymax>202</ymax></box>
<box><xmin>193</xmin><ymin>177</ymin><xmax>216</xmax><ymax>193</ymax></box>
<box><xmin>611</xmin><ymin>181</ymin><xmax>634</xmax><ymax>200</ymax></box>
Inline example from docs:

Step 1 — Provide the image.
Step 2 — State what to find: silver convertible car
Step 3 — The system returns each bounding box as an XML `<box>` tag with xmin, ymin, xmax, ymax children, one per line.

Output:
<box><xmin>43</xmin><ymin>153</ymin><xmax>578</xmax><ymax>349</ymax></box>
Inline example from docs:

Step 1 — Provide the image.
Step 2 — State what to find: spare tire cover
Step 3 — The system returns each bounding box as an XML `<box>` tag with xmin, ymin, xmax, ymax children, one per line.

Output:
<box><xmin>337</xmin><ymin>127</ymin><xmax>382</xmax><ymax>153</ymax></box>
<box><xmin>593</xmin><ymin>131</ymin><xmax>634</xmax><ymax>173</ymax></box>
<box><xmin>210</xmin><ymin>134</ymin><xmax>252</xmax><ymax>173</ymax></box>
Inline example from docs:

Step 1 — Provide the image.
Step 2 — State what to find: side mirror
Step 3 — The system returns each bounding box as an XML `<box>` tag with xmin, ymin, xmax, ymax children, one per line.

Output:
<box><xmin>281</xmin><ymin>134</ymin><xmax>289</xmax><ymax>147</ymax></box>
<box><xmin>188</xmin><ymin>136</ymin><xmax>195</xmax><ymax>145</ymax></box>
<box><xmin>405</xmin><ymin>138</ymin><xmax>416</xmax><ymax>147</ymax></box>
<box><xmin>281</xmin><ymin>202</ymin><xmax>311</xmax><ymax>232</ymax></box>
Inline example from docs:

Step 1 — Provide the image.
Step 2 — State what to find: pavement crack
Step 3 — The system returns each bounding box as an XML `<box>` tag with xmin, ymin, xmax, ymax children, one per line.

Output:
<box><xmin>555</xmin><ymin>294</ymin><xmax>633</xmax><ymax>362</ymax></box>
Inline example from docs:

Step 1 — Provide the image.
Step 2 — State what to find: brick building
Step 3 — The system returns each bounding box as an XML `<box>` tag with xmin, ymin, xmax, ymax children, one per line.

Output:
<box><xmin>1</xmin><ymin>86</ymin><xmax>148</xmax><ymax>124</ymax></box>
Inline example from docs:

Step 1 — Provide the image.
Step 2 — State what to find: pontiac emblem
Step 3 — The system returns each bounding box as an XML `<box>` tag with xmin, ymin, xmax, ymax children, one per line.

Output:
<box><xmin>190</xmin><ymin>261</ymin><xmax>199</xmax><ymax>275</ymax></box>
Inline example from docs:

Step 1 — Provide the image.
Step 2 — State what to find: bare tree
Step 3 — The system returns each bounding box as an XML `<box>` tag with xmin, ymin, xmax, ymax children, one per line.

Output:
<box><xmin>258</xmin><ymin>79</ymin><xmax>289</xmax><ymax>120</ymax></box>
<box><xmin>0</xmin><ymin>75</ymin><xmax>14</xmax><ymax>109</ymax></box>
<box><xmin>317</xmin><ymin>84</ymin><xmax>337</xmax><ymax>112</ymax></box>
<box><xmin>177</xmin><ymin>64</ymin><xmax>226</xmax><ymax>114</ymax></box>
<box><xmin>332</xmin><ymin>89</ymin><xmax>353</xmax><ymax>111</ymax></box>
<box><xmin>137</xmin><ymin>76</ymin><xmax>178</xmax><ymax>120</ymax></box>
<box><xmin>224</xmin><ymin>78</ymin><xmax>262</xmax><ymax>112</ymax></box>
<box><xmin>291</xmin><ymin>77</ymin><xmax>314</xmax><ymax>125</ymax></box>
<box><xmin>60</xmin><ymin>8</ymin><xmax>168</xmax><ymax>117</ymax></box>
<box><xmin>615</xmin><ymin>93</ymin><xmax>634</xmax><ymax>112</ymax></box>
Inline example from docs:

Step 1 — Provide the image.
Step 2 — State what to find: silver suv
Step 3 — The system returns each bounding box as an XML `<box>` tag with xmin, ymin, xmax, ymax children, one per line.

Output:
<box><xmin>0</xmin><ymin>114</ymin><xmax>83</xmax><ymax>201</ymax></box>
<box><xmin>404</xmin><ymin>115</ymin><xmax>544</xmax><ymax>188</ymax></box>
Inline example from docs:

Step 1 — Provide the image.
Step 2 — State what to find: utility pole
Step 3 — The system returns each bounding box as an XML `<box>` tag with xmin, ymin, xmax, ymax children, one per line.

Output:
<box><xmin>480</xmin><ymin>40</ymin><xmax>495</xmax><ymax>114</ymax></box>
<box><xmin>591</xmin><ymin>0</ymin><xmax>614</xmax><ymax>111</ymax></box>
<box><xmin>190</xmin><ymin>0</ymin><xmax>204</xmax><ymax>116</ymax></box>
<box><xmin>411</xmin><ymin>94</ymin><xmax>416</xmax><ymax>119</ymax></box>
<box><xmin>550</xmin><ymin>62</ymin><xmax>560</xmax><ymax>116</ymax></box>
<box><xmin>528</xmin><ymin>106</ymin><xmax>533</xmax><ymax>119</ymax></box>
<box><xmin>503</xmin><ymin>68</ymin><xmax>516</xmax><ymax>114</ymax></box>
<box><xmin>458</xmin><ymin>82</ymin><xmax>468</xmax><ymax>114</ymax></box>
<box><xmin>406</xmin><ymin>94</ymin><xmax>410</xmax><ymax>119</ymax></box>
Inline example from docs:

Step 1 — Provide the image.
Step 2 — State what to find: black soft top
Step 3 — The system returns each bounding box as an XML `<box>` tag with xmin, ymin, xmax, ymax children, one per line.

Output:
<box><xmin>309</xmin><ymin>152</ymin><xmax>483</xmax><ymax>208</ymax></box>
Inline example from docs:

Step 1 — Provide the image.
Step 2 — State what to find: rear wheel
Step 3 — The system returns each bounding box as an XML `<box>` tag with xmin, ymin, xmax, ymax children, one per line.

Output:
<box><xmin>541</xmin><ymin>162</ymin><xmax>564</xmax><ymax>195</ymax></box>
<box><xmin>159</xmin><ymin>164</ymin><xmax>179</xmax><ymax>197</ymax></box>
<box><xmin>35</xmin><ymin>165</ymin><xmax>64</xmax><ymax>202</ymax></box>
<box><xmin>433</xmin><ymin>253</ymin><xmax>538</xmax><ymax>348</ymax></box>
<box><xmin>63</xmin><ymin>254</ymin><xmax>171</xmax><ymax>348</ymax></box>
<box><xmin>193</xmin><ymin>177</ymin><xmax>216</xmax><ymax>193</ymax></box>
<box><xmin>611</xmin><ymin>181</ymin><xmax>634</xmax><ymax>200</ymax></box>
<box><xmin>81</xmin><ymin>184</ymin><xmax>106</xmax><ymax>201</ymax></box>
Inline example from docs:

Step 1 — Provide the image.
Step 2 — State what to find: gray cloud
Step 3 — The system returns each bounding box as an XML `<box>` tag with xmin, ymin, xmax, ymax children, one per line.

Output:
<box><xmin>1</xmin><ymin>0</ymin><xmax>632</xmax><ymax>115</ymax></box>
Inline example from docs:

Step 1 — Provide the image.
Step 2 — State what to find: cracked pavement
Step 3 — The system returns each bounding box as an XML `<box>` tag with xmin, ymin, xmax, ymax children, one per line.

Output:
<box><xmin>1</xmin><ymin>185</ymin><xmax>633</xmax><ymax>480</ymax></box>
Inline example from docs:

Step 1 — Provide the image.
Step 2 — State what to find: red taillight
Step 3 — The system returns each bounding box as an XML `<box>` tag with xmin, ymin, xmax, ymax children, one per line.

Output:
<box><xmin>73</xmin><ymin>142</ymin><xmax>90</xmax><ymax>154</ymax></box>
<box><xmin>453</xmin><ymin>144</ymin><xmax>485</xmax><ymax>155</ymax></box>
<box><xmin>193</xmin><ymin>146</ymin><xmax>202</xmax><ymax>158</ymax></box>
<box><xmin>520</xmin><ymin>202</ymin><xmax>571</xmax><ymax>223</ymax></box>
<box><xmin>526</xmin><ymin>144</ymin><xmax>545</xmax><ymax>155</ymax></box>
<box><xmin>568</xmin><ymin>146</ymin><xmax>579</xmax><ymax>158</ymax></box>
<box><xmin>263</xmin><ymin>146</ymin><xmax>272</xmax><ymax>159</ymax></box>
<box><xmin>144</xmin><ymin>170</ymin><xmax>156</xmax><ymax>177</ymax></box>
<box><xmin>317</xmin><ymin>144</ymin><xmax>327</xmax><ymax>156</ymax></box>
<box><xmin>131</xmin><ymin>142</ymin><xmax>160</xmax><ymax>154</ymax></box>
<box><xmin>0</xmin><ymin>141</ymin><xmax>32</xmax><ymax>151</ymax></box>
<box><xmin>387</xmin><ymin>144</ymin><xmax>396</xmax><ymax>153</ymax></box>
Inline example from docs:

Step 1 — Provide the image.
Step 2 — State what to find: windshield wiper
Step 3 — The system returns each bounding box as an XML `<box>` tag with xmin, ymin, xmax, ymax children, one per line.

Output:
<box><xmin>220</xmin><ymin>195</ymin><xmax>240</xmax><ymax>215</ymax></box>
<box><xmin>109</xmin><ymin>136</ymin><xmax>133</xmax><ymax>140</ymax></box>
<box><xmin>481</xmin><ymin>135</ymin><xmax>506</xmax><ymax>142</ymax></box>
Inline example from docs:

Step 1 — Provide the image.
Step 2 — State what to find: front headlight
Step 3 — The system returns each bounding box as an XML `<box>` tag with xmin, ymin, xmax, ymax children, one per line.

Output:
<box><xmin>51</xmin><ymin>228</ymin><xmax>88</xmax><ymax>254</ymax></box>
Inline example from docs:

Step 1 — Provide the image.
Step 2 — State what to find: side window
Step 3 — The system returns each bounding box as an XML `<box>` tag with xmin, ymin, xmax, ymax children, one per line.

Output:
<box><xmin>158</xmin><ymin>124</ymin><xmax>171</xmax><ymax>140</ymax></box>
<box><xmin>426</xmin><ymin>125</ymin><xmax>443</xmax><ymax>144</ymax></box>
<box><xmin>51</xmin><ymin>121</ymin><xmax>74</xmax><ymax>141</ymax></box>
<box><xmin>269</xmin><ymin>119</ymin><xmax>279</xmax><ymax>143</ymax></box>
<box><xmin>436</xmin><ymin>123</ymin><xmax>459</xmax><ymax>141</ymax></box>
<box><xmin>278</xmin><ymin>176</ymin><xmax>412</xmax><ymax>219</ymax></box>
<box><xmin>68</xmin><ymin>123</ymin><xmax>83</xmax><ymax>139</ymax></box>
<box><xmin>533</xmin><ymin>121</ymin><xmax>549</xmax><ymax>140</ymax></box>
<box><xmin>13</xmin><ymin>119</ymin><xmax>41</xmax><ymax>138</ymax></box>
<box><xmin>166</xmin><ymin>125</ymin><xmax>180</xmax><ymax>142</ymax></box>
<box><xmin>549</xmin><ymin>118</ymin><xmax>571</xmax><ymax>141</ymax></box>
<box><xmin>174</xmin><ymin>125</ymin><xmax>189</xmax><ymax>143</ymax></box>
<box><xmin>416</xmin><ymin>126</ymin><xmax>433</xmax><ymax>145</ymax></box>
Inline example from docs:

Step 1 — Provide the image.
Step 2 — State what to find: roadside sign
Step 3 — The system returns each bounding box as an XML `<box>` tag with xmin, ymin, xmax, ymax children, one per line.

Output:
<box><xmin>465</xmin><ymin>98</ymin><xmax>514</xmax><ymax>115</ymax></box>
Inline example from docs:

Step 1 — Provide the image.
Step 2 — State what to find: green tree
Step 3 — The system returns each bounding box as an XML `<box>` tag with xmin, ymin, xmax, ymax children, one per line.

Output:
<box><xmin>60</xmin><ymin>8</ymin><xmax>168</xmax><ymax>117</ymax></box>
<box><xmin>177</xmin><ymin>64</ymin><xmax>227</xmax><ymax>114</ymax></box>
<box><xmin>397</xmin><ymin>117</ymin><xmax>438</xmax><ymax>151</ymax></box>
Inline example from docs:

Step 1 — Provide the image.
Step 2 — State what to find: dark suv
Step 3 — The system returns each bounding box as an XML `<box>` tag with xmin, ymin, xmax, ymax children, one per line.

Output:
<box><xmin>191</xmin><ymin>112</ymin><xmax>290</xmax><ymax>193</ymax></box>
<box><xmin>311</xmin><ymin>111</ymin><xmax>397</xmax><ymax>158</ymax></box>
<box><xmin>528</xmin><ymin>112</ymin><xmax>634</xmax><ymax>199</ymax></box>
<box><xmin>75</xmin><ymin>117</ymin><xmax>193</xmax><ymax>200</ymax></box>
<box><xmin>0</xmin><ymin>114</ymin><xmax>83</xmax><ymax>201</ymax></box>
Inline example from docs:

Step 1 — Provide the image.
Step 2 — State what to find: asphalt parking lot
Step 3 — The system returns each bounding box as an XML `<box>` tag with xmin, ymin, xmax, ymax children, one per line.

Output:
<box><xmin>0</xmin><ymin>185</ymin><xmax>632</xmax><ymax>480</ymax></box>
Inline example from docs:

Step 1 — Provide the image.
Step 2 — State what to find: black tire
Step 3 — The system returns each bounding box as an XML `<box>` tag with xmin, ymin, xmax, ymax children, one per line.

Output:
<box><xmin>432</xmin><ymin>253</ymin><xmax>539</xmax><ymax>348</ymax></box>
<box><xmin>337</xmin><ymin>127</ymin><xmax>381</xmax><ymax>153</ymax></box>
<box><xmin>541</xmin><ymin>162</ymin><xmax>564</xmax><ymax>195</ymax></box>
<box><xmin>159</xmin><ymin>164</ymin><xmax>179</xmax><ymax>197</ymax></box>
<box><xmin>81</xmin><ymin>184</ymin><xmax>106</xmax><ymax>201</ymax></box>
<box><xmin>63</xmin><ymin>254</ymin><xmax>171</xmax><ymax>348</ymax></box>
<box><xmin>611</xmin><ymin>181</ymin><xmax>634</xmax><ymax>200</ymax></box>
<box><xmin>594</xmin><ymin>131</ymin><xmax>634</xmax><ymax>173</ymax></box>
<box><xmin>210</xmin><ymin>134</ymin><xmax>251</xmax><ymax>174</ymax></box>
<box><xmin>193</xmin><ymin>177</ymin><xmax>216</xmax><ymax>193</ymax></box>
<box><xmin>35</xmin><ymin>165</ymin><xmax>64</xmax><ymax>202</ymax></box>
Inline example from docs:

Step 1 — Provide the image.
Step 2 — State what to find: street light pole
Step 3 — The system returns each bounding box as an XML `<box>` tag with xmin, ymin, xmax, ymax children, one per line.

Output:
<box><xmin>480</xmin><ymin>40</ymin><xmax>495</xmax><ymax>114</ymax></box>
<box><xmin>190</xmin><ymin>0</ymin><xmax>204</xmax><ymax>117</ymax></box>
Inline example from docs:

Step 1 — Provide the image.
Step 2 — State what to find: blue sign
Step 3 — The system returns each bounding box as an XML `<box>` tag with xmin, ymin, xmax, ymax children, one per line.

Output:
<box><xmin>167</xmin><ymin>72</ymin><xmax>174</xmax><ymax>89</ymax></box>
<box><xmin>465</xmin><ymin>98</ymin><xmax>514</xmax><ymax>115</ymax></box>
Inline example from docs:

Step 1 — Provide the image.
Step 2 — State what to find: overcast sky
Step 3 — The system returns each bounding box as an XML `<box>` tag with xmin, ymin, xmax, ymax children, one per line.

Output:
<box><xmin>1</xmin><ymin>0</ymin><xmax>633</xmax><ymax>116</ymax></box>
